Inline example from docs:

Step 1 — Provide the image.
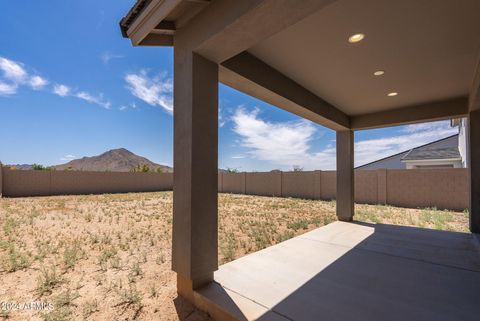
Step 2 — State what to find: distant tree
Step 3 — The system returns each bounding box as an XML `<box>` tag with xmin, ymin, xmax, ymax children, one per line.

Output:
<box><xmin>132</xmin><ymin>164</ymin><xmax>151</xmax><ymax>173</ymax></box>
<box><xmin>32</xmin><ymin>163</ymin><xmax>46</xmax><ymax>171</ymax></box>
<box><xmin>293</xmin><ymin>165</ymin><xmax>304</xmax><ymax>172</ymax></box>
<box><xmin>226</xmin><ymin>167</ymin><xmax>239</xmax><ymax>173</ymax></box>
<box><xmin>32</xmin><ymin>164</ymin><xmax>54</xmax><ymax>171</ymax></box>
<box><xmin>156</xmin><ymin>167</ymin><xmax>163</xmax><ymax>173</ymax></box>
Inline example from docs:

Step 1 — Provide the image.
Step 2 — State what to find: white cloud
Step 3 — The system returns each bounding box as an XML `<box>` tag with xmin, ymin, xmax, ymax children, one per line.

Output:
<box><xmin>0</xmin><ymin>56</ymin><xmax>48</xmax><ymax>94</ymax></box>
<box><xmin>76</xmin><ymin>91</ymin><xmax>111</xmax><ymax>109</ymax></box>
<box><xmin>231</xmin><ymin>108</ymin><xmax>458</xmax><ymax>170</ymax></box>
<box><xmin>231</xmin><ymin>155</ymin><xmax>245</xmax><ymax>159</ymax></box>
<box><xmin>232</xmin><ymin>107</ymin><xmax>333</xmax><ymax>169</ymax></box>
<box><xmin>0</xmin><ymin>82</ymin><xmax>18</xmax><ymax>96</ymax></box>
<box><xmin>219</xmin><ymin>107</ymin><xmax>227</xmax><ymax>127</ymax></box>
<box><xmin>53</xmin><ymin>84</ymin><xmax>111</xmax><ymax>109</ymax></box>
<box><xmin>53</xmin><ymin>84</ymin><xmax>71</xmax><ymax>97</ymax></box>
<box><xmin>60</xmin><ymin>155</ymin><xmax>76</xmax><ymax>161</ymax></box>
<box><xmin>119</xmin><ymin>102</ymin><xmax>136</xmax><ymax>111</ymax></box>
<box><xmin>29</xmin><ymin>75</ymin><xmax>48</xmax><ymax>90</ymax></box>
<box><xmin>0</xmin><ymin>56</ymin><xmax>115</xmax><ymax>110</ymax></box>
<box><xmin>100</xmin><ymin>52</ymin><xmax>124</xmax><ymax>64</ymax></box>
<box><xmin>125</xmin><ymin>70</ymin><xmax>173</xmax><ymax>113</ymax></box>
<box><xmin>0</xmin><ymin>57</ymin><xmax>27</xmax><ymax>83</ymax></box>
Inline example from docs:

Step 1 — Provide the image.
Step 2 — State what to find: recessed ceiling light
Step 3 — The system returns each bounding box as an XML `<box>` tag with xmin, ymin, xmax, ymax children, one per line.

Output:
<box><xmin>348</xmin><ymin>33</ymin><xmax>365</xmax><ymax>43</ymax></box>
<box><xmin>387</xmin><ymin>92</ymin><xmax>398</xmax><ymax>97</ymax></box>
<box><xmin>374</xmin><ymin>70</ymin><xmax>385</xmax><ymax>76</ymax></box>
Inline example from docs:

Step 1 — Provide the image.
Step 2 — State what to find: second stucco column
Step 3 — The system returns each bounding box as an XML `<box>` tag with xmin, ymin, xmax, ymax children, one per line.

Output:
<box><xmin>172</xmin><ymin>48</ymin><xmax>218</xmax><ymax>300</ymax></box>
<box><xmin>469</xmin><ymin>110</ymin><xmax>480</xmax><ymax>233</ymax></box>
<box><xmin>336</xmin><ymin>130</ymin><xmax>354</xmax><ymax>221</ymax></box>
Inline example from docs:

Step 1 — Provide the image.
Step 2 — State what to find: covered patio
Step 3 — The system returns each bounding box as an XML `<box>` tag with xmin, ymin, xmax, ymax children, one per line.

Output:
<box><xmin>196</xmin><ymin>222</ymin><xmax>480</xmax><ymax>321</ymax></box>
<box><xmin>120</xmin><ymin>0</ymin><xmax>480</xmax><ymax>320</ymax></box>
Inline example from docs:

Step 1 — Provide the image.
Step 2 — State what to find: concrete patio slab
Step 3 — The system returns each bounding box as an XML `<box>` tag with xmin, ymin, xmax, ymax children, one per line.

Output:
<box><xmin>196</xmin><ymin>221</ymin><xmax>480</xmax><ymax>321</ymax></box>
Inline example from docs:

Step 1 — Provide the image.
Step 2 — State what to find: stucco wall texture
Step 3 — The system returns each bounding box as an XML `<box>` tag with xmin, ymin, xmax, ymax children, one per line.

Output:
<box><xmin>0</xmin><ymin>168</ymin><xmax>468</xmax><ymax>211</ymax></box>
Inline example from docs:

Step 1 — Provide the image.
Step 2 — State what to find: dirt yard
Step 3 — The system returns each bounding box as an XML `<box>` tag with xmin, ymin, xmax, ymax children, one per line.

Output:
<box><xmin>0</xmin><ymin>192</ymin><xmax>468</xmax><ymax>320</ymax></box>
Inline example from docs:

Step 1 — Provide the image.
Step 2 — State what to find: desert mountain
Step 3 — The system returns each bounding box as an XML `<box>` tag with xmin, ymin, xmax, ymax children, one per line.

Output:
<box><xmin>4</xmin><ymin>164</ymin><xmax>33</xmax><ymax>170</ymax></box>
<box><xmin>54</xmin><ymin>148</ymin><xmax>173</xmax><ymax>172</ymax></box>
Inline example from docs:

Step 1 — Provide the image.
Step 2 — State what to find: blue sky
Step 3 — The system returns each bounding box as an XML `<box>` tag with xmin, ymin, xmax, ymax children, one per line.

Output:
<box><xmin>0</xmin><ymin>1</ymin><xmax>458</xmax><ymax>171</ymax></box>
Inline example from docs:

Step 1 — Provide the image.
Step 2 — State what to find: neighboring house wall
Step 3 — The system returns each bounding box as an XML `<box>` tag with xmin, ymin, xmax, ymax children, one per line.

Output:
<box><xmin>357</xmin><ymin>134</ymin><xmax>459</xmax><ymax>170</ymax></box>
<box><xmin>458</xmin><ymin>118</ymin><xmax>468</xmax><ymax>167</ymax></box>
<box><xmin>404</xmin><ymin>159</ymin><xmax>463</xmax><ymax>169</ymax></box>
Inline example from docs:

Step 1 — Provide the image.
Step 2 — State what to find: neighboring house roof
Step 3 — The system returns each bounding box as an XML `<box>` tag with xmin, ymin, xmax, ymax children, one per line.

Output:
<box><xmin>401</xmin><ymin>146</ymin><xmax>461</xmax><ymax>161</ymax></box>
<box><xmin>356</xmin><ymin>134</ymin><xmax>459</xmax><ymax>168</ymax></box>
<box><xmin>355</xmin><ymin>150</ymin><xmax>409</xmax><ymax>169</ymax></box>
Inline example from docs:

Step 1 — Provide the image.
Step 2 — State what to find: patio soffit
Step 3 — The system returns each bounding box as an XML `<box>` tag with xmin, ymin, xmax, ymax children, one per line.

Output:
<box><xmin>121</xmin><ymin>0</ymin><xmax>480</xmax><ymax>128</ymax></box>
<box><xmin>248</xmin><ymin>0</ymin><xmax>480</xmax><ymax>117</ymax></box>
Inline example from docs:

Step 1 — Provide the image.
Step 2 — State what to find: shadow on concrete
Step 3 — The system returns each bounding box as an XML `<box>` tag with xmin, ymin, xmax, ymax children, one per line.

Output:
<box><xmin>256</xmin><ymin>222</ymin><xmax>480</xmax><ymax>321</ymax></box>
<box><xmin>204</xmin><ymin>222</ymin><xmax>480</xmax><ymax>321</ymax></box>
<box><xmin>173</xmin><ymin>295</ymin><xmax>213</xmax><ymax>321</ymax></box>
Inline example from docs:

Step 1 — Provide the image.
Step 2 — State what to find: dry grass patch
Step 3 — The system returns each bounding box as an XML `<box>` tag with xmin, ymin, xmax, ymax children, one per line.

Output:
<box><xmin>0</xmin><ymin>192</ymin><xmax>468</xmax><ymax>320</ymax></box>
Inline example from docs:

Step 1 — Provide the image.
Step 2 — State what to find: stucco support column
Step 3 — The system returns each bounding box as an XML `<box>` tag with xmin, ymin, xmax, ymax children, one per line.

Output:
<box><xmin>336</xmin><ymin>130</ymin><xmax>354</xmax><ymax>221</ymax></box>
<box><xmin>172</xmin><ymin>48</ymin><xmax>218</xmax><ymax>299</ymax></box>
<box><xmin>469</xmin><ymin>110</ymin><xmax>480</xmax><ymax>233</ymax></box>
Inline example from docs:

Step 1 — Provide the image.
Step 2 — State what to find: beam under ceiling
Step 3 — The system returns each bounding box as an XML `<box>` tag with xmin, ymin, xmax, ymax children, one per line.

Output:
<box><xmin>351</xmin><ymin>96</ymin><xmax>469</xmax><ymax>130</ymax></box>
<box><xmin>138</xmin><ymin>34</ymin><xmax>174</xmax><ymax>46</ymax></box>
<box><xmin>152</xmin><ymin>20</ymin><xmax>176</xmax><ymax>34</ymax></box>
<box><xmin>220</xmin><ymin>51</ymin><xmax>349</xmax><ymax>130</ymax></box>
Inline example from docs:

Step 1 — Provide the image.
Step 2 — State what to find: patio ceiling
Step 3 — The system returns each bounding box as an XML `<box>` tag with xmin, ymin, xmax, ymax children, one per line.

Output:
<box><xmin>121</xmin><ymin>0</ymin><xmax>480</xmax><ymax>130</ymax></box>
<box><xmin>249</xmin><ymin>0</ymin><xmax>480</xmax><ymax>117</ymax></box>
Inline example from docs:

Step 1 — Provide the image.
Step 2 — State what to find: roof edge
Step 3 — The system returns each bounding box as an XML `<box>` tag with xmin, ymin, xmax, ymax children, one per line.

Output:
<box><xmin>356</xmin><ymin>133</ymin><xmax>458</xmax><ymax>169</ymax></box>
<box><xmin>401</xmin><ymin>157</ymin><xmax>462</xmax><ymax>163</ymax></box>
<box><xmin>119</xmin><ymin>0</ymin><xmax>153</xmax><ymax>38</ymax></box>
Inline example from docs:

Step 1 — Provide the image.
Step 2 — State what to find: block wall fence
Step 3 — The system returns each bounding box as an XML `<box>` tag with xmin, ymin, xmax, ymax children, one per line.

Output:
<box><xmin>0</xmin><ymin>168</ymin><xmax>172</xmax><ymax>197</ymax></box>
<box><xmin>218</xmin><ymin>169</ymin><xmax>469</xmax><ymax>211</ymax></box>
<box><xmin>0</xmin><ymin>167</ymin><xmax>468</xmax><ymax>211</ymax></box>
